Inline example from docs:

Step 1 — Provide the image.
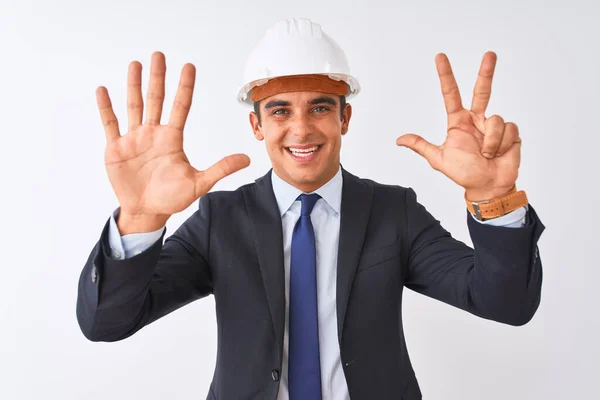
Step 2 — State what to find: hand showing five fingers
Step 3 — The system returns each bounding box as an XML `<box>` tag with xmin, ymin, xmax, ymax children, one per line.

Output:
<box><xmin>396</xmin><ymin>52</ymin><xmax>521</xmax><ymax>201</ymax></box>
<box><xmin>97</xmin><ymin>52</ymin><xmax>250</xmax><ymax>228</ymax></box>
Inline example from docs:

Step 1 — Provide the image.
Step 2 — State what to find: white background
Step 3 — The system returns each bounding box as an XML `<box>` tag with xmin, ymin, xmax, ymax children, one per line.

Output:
<box><xmin>1</xmin><ymin>0</ymin><xmax>598</xmax><ymax>398</ymax></box>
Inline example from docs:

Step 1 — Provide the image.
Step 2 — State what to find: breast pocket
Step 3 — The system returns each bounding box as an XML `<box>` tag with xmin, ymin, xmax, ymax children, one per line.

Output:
<box><xmin>357</xmin><ymin>238</ymin><xmax>403</xmax><ymax>272</ymax></box>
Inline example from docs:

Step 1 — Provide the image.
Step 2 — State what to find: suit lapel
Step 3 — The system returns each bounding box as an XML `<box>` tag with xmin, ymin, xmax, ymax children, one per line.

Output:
<box><xmin>243</xmin><ymin>170</ymin><xmax>286</xmax><ymax>357</ymax></box>
<box><xmin>336</xmin><ymin>168</ymin><xmax>373</xmax><ymax>345</ymax></box>
<box><xmin>243</xmin><ymin>168</ymin><xmax>373</xmax><ymax>352</ymax></box>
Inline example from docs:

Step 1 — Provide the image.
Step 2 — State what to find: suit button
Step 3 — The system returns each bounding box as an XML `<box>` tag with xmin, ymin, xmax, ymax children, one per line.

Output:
<box><xmin>271</xmin><ymin>369</ymin><xmax>280</xmax><ymax>382</ymax></box>
<box><xmin>91</xmin><ymin>264</ymin><xmax>98</xmax><ymax>283</ymax></box>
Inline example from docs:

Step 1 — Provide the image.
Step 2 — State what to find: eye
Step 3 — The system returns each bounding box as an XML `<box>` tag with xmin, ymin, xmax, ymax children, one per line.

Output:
<box><xmin>272</xmin><ymin>108</ymin><xmax>289</xmax><ymax>115</ymax></box>
<box><xmin>312</xmin><ymin>106</ymin><xmax>330</xmax><ymax>113</ymax></box>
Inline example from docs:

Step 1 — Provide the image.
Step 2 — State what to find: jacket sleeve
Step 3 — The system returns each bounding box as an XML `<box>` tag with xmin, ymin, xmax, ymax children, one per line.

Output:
<box><xmin>403</xmin><ymin>188</ymin><xmax>544</xmax><ymax>326</ymax></box>
<box><xmin>76</xmin><ymin>195</ymin><xmax>213</xmax><ymax>342</ymax></box>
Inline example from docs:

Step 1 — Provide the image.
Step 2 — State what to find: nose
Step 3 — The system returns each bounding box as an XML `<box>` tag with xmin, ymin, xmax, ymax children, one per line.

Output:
<box><xmin>288</xmin><ymin>113</ymin><xmax>313</xmax><ymax>138</ymax></box>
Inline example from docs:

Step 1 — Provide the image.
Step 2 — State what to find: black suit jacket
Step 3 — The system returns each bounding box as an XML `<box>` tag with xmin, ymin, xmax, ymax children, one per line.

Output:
<box><xmin>77</xmin><ymin>168</ymin><xmax>544</xmax><ymax>399</ymax></box>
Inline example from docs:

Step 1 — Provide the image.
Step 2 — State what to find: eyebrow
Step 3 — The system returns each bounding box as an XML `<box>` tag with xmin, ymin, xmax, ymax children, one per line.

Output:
<box><xmin>264</xmin><ymin>100</ymin><xmax>291</xmax><ymax>109</ymax></box>
<box><xmin>263</xmin><ymin>96</ymin><xmax>338</xmax><ymax>110</ymax></box>
<box><xmin>308</xmin><ymin>96</ymin><xmax>337</xmax><ymax>106</ymax></box>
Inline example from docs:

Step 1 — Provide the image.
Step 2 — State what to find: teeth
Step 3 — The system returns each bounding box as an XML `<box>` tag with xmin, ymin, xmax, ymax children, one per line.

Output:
<box><xmin>292</xmin><ymin>151</ymin><xmax>314</xmax><ymax>158</ymax></box>
<box><xmin>289</xmin><ymin>146</ymin><xmax>318</xmax><ymax>154</ymax></box>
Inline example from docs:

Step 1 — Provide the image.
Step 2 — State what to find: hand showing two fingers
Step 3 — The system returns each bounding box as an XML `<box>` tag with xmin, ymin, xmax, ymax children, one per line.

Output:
<box><xmin>396</xmin><ymin>52</ymin><xmax>521</xmax><ymax>200</ymax></box>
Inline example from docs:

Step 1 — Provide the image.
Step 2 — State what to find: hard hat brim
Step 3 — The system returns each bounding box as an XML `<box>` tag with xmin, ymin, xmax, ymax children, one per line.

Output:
<box><xmin>237</xmin><ymin>73</ymin><xmax>360</xmax><ymax>106</ymax></box>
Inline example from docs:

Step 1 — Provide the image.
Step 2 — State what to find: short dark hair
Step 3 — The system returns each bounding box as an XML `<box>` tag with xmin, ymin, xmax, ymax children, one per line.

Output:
<box><xmin>254</xmin><ymin>95</ymin><xmax>347</xmax><ymax>127</ymax></box>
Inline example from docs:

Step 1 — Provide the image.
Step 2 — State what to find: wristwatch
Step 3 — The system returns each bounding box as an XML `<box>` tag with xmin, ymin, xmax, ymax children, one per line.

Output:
<box><xmin>465</xmin><ymin>186</ymin><xmax>529</xmax><ymax>221</ymax></box>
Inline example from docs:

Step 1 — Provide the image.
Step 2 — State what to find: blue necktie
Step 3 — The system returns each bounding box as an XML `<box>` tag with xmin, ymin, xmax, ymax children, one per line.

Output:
<box><xmin>289</xmin><ymin>193</ymin><xmax>322</xmax><ymax>400</ymax></box>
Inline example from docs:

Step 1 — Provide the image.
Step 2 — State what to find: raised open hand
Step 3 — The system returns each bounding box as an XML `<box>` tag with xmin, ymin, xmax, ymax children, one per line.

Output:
<box><xmin>396</xmin><ymin>52</ymin><xmax>521</xmax><ymax>201</ymax></box>
<box><xmin>96</xmin><ymin>52</ymin><xmax>250</xmax><ymax>229</ymax></box>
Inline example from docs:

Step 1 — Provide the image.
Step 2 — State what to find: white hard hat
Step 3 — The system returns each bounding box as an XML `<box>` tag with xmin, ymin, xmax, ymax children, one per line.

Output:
<box><xmin>237</xmin><ymin>18</ymin><xmax>361</xmax><ymax>106</ymax></box>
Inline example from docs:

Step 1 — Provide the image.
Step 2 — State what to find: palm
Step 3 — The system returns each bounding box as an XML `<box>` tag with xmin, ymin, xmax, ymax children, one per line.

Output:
<box><xmin>97</xmin><ymin>52</ymin><xmax>250</xmax><ymax>218</ymax></box>
<box><xmin>397</xmin><ymin>52</ymin><xmax>521</xmax><ymax>200</ymax></box>
<box><xmin>105</xmin><ymin>124</ymin><xmax>200</xmax><ymax>217</ymax></box>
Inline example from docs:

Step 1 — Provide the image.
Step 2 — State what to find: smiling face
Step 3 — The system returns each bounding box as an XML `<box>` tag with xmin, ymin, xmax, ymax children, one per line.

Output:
<box><xmin>249</xmin><ymin>91</ymin><xmax>352</xmax><ymax>193</ymax></box>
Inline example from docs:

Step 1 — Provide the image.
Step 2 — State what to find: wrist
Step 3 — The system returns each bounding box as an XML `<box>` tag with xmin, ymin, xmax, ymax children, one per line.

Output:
<box><xmin>117</xmin><ymin>210</ymin><xmax>170</xmax><ymax>235</ymax></box>
<box><xmin>464</xmin><ymin>185</ymin><xmax>528</xmax><ymax>221</ymax></box>
<box><xmin>465</xmin><ymin>185</ymin><xmax>515</xmax><ymax>202</ymax></box>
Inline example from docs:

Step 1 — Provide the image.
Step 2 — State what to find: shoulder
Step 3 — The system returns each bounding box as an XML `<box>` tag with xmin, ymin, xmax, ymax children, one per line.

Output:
<box><xmin>197</xmin><ymin>170</ymin><xmax>272</xmax><ymax>211</ymax></box>
<box><xmin>344</xmin><ymin>169</ymin><xmax>411</xmax><ymax>199</ymax></box>
<box><xmin>198</xmin><ymin>182</ymin><xmax>254</xmax><ymax>208</ymax></box>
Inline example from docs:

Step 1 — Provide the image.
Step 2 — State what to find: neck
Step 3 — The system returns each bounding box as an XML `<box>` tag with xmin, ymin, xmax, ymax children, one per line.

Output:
<box><xmin>273</xmin><ymin>165</ymin><xmax>340</xmax><ymax>193</ymax></box>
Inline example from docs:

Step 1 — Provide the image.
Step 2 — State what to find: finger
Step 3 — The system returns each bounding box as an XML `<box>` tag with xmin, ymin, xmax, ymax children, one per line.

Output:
<box><xmin>145</xmin><ymin>51</ymin><xmax>166</xmax><ymax>125</ymax></box>
<box><xmin>396</xmin><ymin>134</ymin><xmax>442</xmax><ymax>170</ymax></box>
<box><xmin>471</xmin><ymin>52</ymin><xmax>497</xmax><ymax>115</ymax></box>
<box><xmin>436</xmin><ymin>53</ymin><xmax>463</xmax><ymax>115</ymax></box>
<box><xmin>195</xmin><ymin>154</ymin><xmax>251</xmax><ymax>197</ymax></box>
<box><xmin>503</xmin><ymin>130</ymin><xmax>522</xmax><ymax>169</ymax></box>
<box><xmin>481</xmin><ymin>115</ymin><xmax>505</xmax><ymax>158</ymax></box>
<box><xmin>127</xmin><ymin>61</ymin><xmax>143</xmax><ymax>131</ymax></box>
<box><xmin>169</xmin><ymin>63</ymin><xmax>196</xmax><ymax>131</ymax></box>
<box><xmin>96</xmin><ymin>86</ymin><xmax>120</xmax><ymax>142</ymax></box>
<box><xmin>496</xmin><ymin>122</ymin><xmax>520</xmax><ymax>156</ymax></box>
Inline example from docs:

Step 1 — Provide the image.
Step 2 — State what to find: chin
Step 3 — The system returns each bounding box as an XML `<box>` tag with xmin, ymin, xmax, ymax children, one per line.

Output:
<box><xmin>289</xmin><ymin>169</ymin><xmax>322</xmax><ymax>184</ymax></box>
<box><xmin>272</xmin><ymin>148</ymin><xmax>338</xmax><ymax>190</ymax></box>
<box><xmin>287</xmin><ymin>165</ymin><xmax>335</xmax><ymax>190</ymax></box>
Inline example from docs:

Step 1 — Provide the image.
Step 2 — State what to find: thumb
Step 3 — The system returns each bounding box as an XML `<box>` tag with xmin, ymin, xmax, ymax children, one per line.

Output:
<box><xmin>195</xmin><ymin>153</ymin><xmax>251</xmax><ymax>197</ymax></box>
<box><xmin>396</xmin><ymin>134</ymin><xmax>441</xmax><ymax>169</ymax></box>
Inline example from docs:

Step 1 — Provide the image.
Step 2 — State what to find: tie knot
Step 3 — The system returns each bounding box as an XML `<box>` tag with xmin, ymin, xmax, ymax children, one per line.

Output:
<box><xmin>298</xmin><ymin>193</ymin><xmax>321</xmax><ymax>216</ymax></box>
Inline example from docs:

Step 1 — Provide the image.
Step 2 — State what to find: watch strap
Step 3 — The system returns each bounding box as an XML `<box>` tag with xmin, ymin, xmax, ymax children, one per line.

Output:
<box><xmin>466</xmin><ymin>186</ymin><xmax>529</xmax><ymax>221</ymax></box>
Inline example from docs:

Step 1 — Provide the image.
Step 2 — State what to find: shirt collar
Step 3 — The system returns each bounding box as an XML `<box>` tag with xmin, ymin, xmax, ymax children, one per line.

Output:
<box><xmin>271</xmin><ymin>165</ymin><xmax>343</xmax><ymax>217</ymax></box>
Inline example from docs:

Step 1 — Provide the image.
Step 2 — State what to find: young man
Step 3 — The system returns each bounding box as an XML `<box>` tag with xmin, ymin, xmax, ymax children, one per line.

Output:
<box><xmin>78</xmin><ymin>18</ymin><xmax>544</xmax><ymax>400</ymax></box>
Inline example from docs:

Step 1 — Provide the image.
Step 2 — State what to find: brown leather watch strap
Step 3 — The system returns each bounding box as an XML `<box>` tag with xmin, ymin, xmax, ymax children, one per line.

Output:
<box><xmin>465</xmin><ymin>186</ymin><xmax>529</xmax><ymax>221</ymax></box>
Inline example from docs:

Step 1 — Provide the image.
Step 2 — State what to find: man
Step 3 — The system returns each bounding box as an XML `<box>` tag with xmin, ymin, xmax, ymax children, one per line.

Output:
<box><xmin>77</xmin><ymin>18</ymin><xmax>544</xmax><ymax>400</ymax></box>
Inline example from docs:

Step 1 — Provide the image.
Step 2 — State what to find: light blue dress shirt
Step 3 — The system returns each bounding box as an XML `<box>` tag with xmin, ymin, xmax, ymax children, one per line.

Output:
<box><xmin>107</xmin><ymin>167</ymin><xmax>527</xmax><ymax>399</ymax></box>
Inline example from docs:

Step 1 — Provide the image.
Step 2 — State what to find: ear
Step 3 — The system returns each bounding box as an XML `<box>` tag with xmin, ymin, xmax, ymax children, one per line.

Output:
<box><xmin>249</xmin><ymin>112</ymin><xmax>264</xmax><ymax>141</ymax></box>
<box><xmin>341</xmin><ymin>103</ymin><xmax>352</xmax><ymax>135</ymax></box>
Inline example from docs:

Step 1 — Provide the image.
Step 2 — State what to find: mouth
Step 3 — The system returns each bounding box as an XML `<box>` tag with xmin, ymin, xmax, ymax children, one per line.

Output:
<box><xmin>285</xmin><ymin>145</ymin><xmax>323</xmax><ymax>162</ymax></box>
